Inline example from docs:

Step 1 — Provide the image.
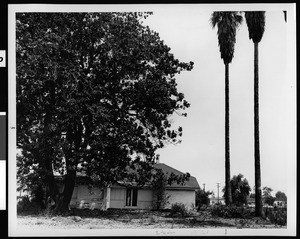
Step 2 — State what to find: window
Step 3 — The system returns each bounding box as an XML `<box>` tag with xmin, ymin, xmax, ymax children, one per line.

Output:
<box><xmin>126</xmin><ymin>188</ymin><xmax>138</xmax><ymax>206</ymax></box>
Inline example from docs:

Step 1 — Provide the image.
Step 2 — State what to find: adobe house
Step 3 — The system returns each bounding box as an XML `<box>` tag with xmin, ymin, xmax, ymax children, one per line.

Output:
<box><xmin>66</xmin><ymin>163</ymin><xmax>200</xmax><ymax>210</ymax></box>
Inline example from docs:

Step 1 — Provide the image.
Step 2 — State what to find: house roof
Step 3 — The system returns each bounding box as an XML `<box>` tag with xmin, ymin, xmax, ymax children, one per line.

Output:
<box><xmin>153</xmin><ymin>163</ymin><xmax>200</xmax><ymax>190</ymax></box>
<box><xmin>55</xmin><ymin>162</ymin><xmax>200</xmax><ymax>190</ymax></box>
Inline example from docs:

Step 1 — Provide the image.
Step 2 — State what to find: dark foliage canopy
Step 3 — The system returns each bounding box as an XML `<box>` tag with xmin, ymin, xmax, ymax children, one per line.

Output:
<box><xmin>195</xmin><ymin>188</ymin><xmax>212</xmax><ymax>209</ymax></box>
<box><xmin>263</xmin><ymin>186</ymin><xmax>275</xmax><ymax>206</ymax></box>
<box><xmin>245</xmin><ymin>11</ymin><xmax>266</xmax><ymax>43</ymax></box>
<box><xmin>16</xmin><ymin>12</ymin><xmax>194</xmax><ymax>191</ymax></box>
<box><xmin>275</xmin><ymin>191</ymin><xmax>287</xmax><ymax>201</ymax></box>
<box><xmin>223</xmin><ymin>174</ymin><xmax>251</xmax><ymax>206</ymax></box>
<box><xmin>210</xmin><ymin>11</ymin><xmax>243</xmax><ymax>64</ymax></box>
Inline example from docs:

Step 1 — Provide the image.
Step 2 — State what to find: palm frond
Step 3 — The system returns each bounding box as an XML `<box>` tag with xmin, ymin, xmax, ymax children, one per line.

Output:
<box><xmin>210</xmin><ymin>12</ymin><xmax>221</xmax><ymax>28</ymax></box>
<box><xmin>245</xmin><ymin>11</ymin><xmax>265</xmax><ymax>43</ymax></box>
<box><xmin>210</xmin><ymin>11</ymin><xmax>243</xmax><ymax>64</ymax></box>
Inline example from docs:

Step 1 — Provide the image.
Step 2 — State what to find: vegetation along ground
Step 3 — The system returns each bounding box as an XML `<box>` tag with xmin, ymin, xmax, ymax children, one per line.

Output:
<box><xmin>17</xmin><ymin>206</ymin><xmax>287</xmax><ymax>230</ymax></box>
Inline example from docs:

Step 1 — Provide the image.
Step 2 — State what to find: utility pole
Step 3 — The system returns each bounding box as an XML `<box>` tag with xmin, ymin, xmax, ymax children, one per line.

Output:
<box><xmin>216</xmin><ymin>183</ymin><xmax>220</xmax><ymax>204</ymax></box>
<box><xmin>203</xmin><ymin>184</ymin><xmax>205</xmax><ymax>192</ymax></box>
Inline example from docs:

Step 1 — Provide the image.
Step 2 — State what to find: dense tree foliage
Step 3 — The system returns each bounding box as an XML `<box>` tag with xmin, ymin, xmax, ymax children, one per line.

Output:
<box><xmin>222</xmin><ymin>174</ymin><xmax>251</xmax><ymax>206</ymax></box>
<box><xmin>210</xmin><ymin>12</ymin><xmax>243</xmax><ymax>65</ymax></box>
<box><xmin>151</xmin><ymin>168</ymin><xmax>190</xmax><ymax>210</ymax></box>
<box><xmin>245</xmin><ymin>12</ymin><xmax>265</xmax><ymax>43</ymax></box>
<box><xmin>275</xmin><ymin>191</ymin><xmax>287</xmax><ymax>201</ymax></box>
<box><xmin>262</xmin><ymin>186</ymin><xmax>275</xmax><ymax>206</ymax></box>
<box><xmin>16</xmin><ymin>12</ymin><xmax>193</xmax><ymax>212</ymax></box>
<box><xmin>195</xmin><ymin>188</ymin><xmax>212</xmax><ymax>209</ymax></box>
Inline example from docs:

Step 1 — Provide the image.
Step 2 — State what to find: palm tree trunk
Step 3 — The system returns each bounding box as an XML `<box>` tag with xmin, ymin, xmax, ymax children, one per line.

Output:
<box><xmin>225</xmin><ymin>63</ymin><xmax>232</xmax><ymax>205</ymax></box>
<box><xmin>254</xmin><ymin>42</ymin><xmax>263</xmax><ymax>216</ymax></box>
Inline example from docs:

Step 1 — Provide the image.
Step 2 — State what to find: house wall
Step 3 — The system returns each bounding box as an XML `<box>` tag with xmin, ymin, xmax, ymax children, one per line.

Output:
<box><xmin>210</xmin><ymin>198</ymin><xmax>225</xmax><ymax>205</ymax></box>
<box><xmin>274</xmin><ymin>200</ymin><xmax>287</xmax><ymax>208</ymax></box>
<box><xmin>165</xmin><ymin>189</ymin><xmax>196</xmax><ymax>209</ymax></box>
<box><xmin>70</xmin><ymin>185</ymin><xmax>196</xmax><ymax>211</ymax></box>
<box><xmin>70</xmin><ymin>185</ymin><xmax>106</xmax><ymax>210</ymax></box>
<box><xmin>109</xmin><ymin>187</ymin><xmax>153</xmax><ymax>209</ymax></box>
<box><xmin>137</xmin><ymin>189</ymin><xmax>153</xmax><ymax>209</ymax></box>
<box><xmin>110</xmin><ymin>187</ymin><xmax>126</xmax><ymax>208</ymax></box>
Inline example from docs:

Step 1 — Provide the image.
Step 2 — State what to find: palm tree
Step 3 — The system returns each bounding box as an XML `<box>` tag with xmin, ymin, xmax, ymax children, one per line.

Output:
<box><xmin>244</xmin><ymin>11</ymin><xmax>265</xmax><ymax>217</ymax></box>
<box><xmin>210</xmin><ymin>12</ymin><xmax>243</xmax><ymax>206</ymax></box>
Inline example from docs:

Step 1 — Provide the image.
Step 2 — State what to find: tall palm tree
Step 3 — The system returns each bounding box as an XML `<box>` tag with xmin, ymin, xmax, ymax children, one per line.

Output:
<box><xmin>244</xmin><ymin>11</ymin><xmax>265</xmax><ymax>217</ymax></box>
<box><xmin>210</xmin><ymin>12</ymin><xmax>243</xmax><ymax>206</ymax></box>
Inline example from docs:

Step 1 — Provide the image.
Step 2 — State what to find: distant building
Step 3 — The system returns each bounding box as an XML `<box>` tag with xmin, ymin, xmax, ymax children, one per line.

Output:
<box><xmin>273</xmin><ymin>199</ymin><xmax>287</xmax><ymax>208</ymax></box>
<box><xmin>209</xmin><ymin>196</ymin><xmax>225</xmax><ymax>205</ymax></box>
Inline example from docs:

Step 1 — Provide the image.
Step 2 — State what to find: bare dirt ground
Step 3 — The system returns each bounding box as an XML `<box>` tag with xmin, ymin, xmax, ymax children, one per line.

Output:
<box><xmin>17</xmin><ymin>209</ymin><xmax>286</xmax><ymax>230</ymax></box>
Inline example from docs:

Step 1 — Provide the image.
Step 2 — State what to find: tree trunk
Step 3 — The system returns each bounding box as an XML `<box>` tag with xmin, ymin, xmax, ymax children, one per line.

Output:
<box><xmin>254</xmin><ymin>42</ymin><xmax>263</xmax><ymax>217</ymax></box>
<box><xmin>62</xmin><ymin>171</ymin><xmax>76</xmax><ymax>211</ymax></box>
<box><xmin>45</xmin><ymin>174</ymin><xmax>58</xmax><ymax>196</ymax></box>
<box><xmin>225</xmin><ymin>63</ymin><xmax>232</xmax><ymax>205</ymax></box>
<box><xmin>43</xmin><ymin>76</ymin><xmax>59</xmax><ymax>209</ymax></box>
<box><xmin>54</xmin><ymin>171</ymin><xmax>76</xmax><ymax>213</ymax></box>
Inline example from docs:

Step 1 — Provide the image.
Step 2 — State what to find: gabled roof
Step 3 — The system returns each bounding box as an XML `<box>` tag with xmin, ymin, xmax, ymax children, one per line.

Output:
<box><xmin>153</xmin><ymin>163</ymin><xmax>200</xmax><ymax>190</ymax></box>
<box><xmin>55</xmin><ymin>162</ymin><xmax>200</xmax><ymax>190</ymax></box>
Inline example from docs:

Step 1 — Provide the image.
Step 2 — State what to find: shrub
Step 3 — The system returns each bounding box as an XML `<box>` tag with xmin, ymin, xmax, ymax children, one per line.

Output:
<box><xmin>210</xmin><ymin>205</ymin><xmax>254</xmax><ymax>219</ymax></box>
<box><xmin>195</xmin><ymin>189</ymin><xmax>212</xmax><ymax>210</ymax></box>
<box><xmin>264</xmin><ymin>207</ymin><xmax>287</xmax><ymax>226</ymax></box>
<box><xmin>170</xmin><ymin>203</ymin><xmax>189</xmax><ymax>217</ymax></box>
<box><xmin>223</xmin><ymin>174</ymin><xmax>251</xmax><ymax>206</ymax></box>
<box><xmin>151</xmin><ymin>169</ymin><xmax>171</xmax><ymax>210</ymax></box>
<box><xmin>31</xmin><ymin>184</ymin><xmax>46</xmax><ymax>209</ymax></box>
<box><xmin>17</xmin><ymin>195</ymin><xmax>42</xmax><ymax>214</ymax></box>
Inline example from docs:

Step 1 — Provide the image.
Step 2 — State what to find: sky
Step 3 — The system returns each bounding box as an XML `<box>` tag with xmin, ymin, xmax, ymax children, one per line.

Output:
<box><xmin>139</xmin><ymin>5</ymin><xmax>296</xmax><ymax>196</ymax></box>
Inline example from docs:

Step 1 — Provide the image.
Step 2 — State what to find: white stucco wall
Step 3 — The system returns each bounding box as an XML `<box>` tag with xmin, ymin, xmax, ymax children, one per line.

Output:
<box><xmin>109</xmin><ymin>188</ymin><xmax>153</xmax><ymax>209</ymax></box>
<box><xmin>70</xmin><ymin>185</ymin><xmax>196</xmax><ymax>211</ymax></box>
<box><xmin>165</xmin><ymin>189</ymin><xmax>196</xmax><ymax>210</ymax></box>
<box><xmin>110</xmin><ymin>187</ymin><xmax>126</xmax><ymax>208</ymax></box>
<box><xmin>70</xmin><ymin>185</ymin><xmax>105</xmax><ymax>210</ymax></box>
<box><xmin>137</xmin><ymin>189</ymin><xmax>153</xmax><ymax>209</ymax></box>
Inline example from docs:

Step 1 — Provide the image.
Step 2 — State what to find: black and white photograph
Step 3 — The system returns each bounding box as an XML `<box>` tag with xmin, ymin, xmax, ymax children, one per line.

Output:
<box><xmin>7</xmin><ymin>3</ymin><xmax>296</xmax><ymax>237</ymax></box>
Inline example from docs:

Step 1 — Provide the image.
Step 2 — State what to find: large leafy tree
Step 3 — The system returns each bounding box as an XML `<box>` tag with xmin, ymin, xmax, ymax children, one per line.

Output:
<box><xmin>151</xmin><ymin>169</ymin><xmax>190</xmax><ymax>210</ymax></box>
<box><xmin>245</xmin><ymin>11</ymin><xmax>266</xmax><ymax>217</ymax></box>
<box><xmin>262</xmin><ymin>186</ymin><xmax>275</xmax><ymax>206</ymax></box>
<box><xmin>195</xmin><ymin>188</ymin><xmax>213</xmax><ymax>209</ymax></box>
<box><xmin>275</xmin><ymin>191</ymin><xmax>287</xmax><ymax>201</ymax></box>
<box><xmin>222</xmin><ymin>174</ymin><xmax>251</xmax><ymax>206</ymax></box>
<box><xmin>16</xmin><ymin>12</ymin><xmax>193</xmax><ymax>212</ymax></box>
<box><xmin>210</xmin><ymin>11</ymin><xmax>243</xmax><ymax>206</ymax></box>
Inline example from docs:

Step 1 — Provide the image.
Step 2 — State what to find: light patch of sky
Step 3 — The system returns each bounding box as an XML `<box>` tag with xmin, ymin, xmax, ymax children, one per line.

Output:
<box><xmin>142</xmin><ymin>7</ymin><xmax>295</xmax><ymax>196</ymax></box>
